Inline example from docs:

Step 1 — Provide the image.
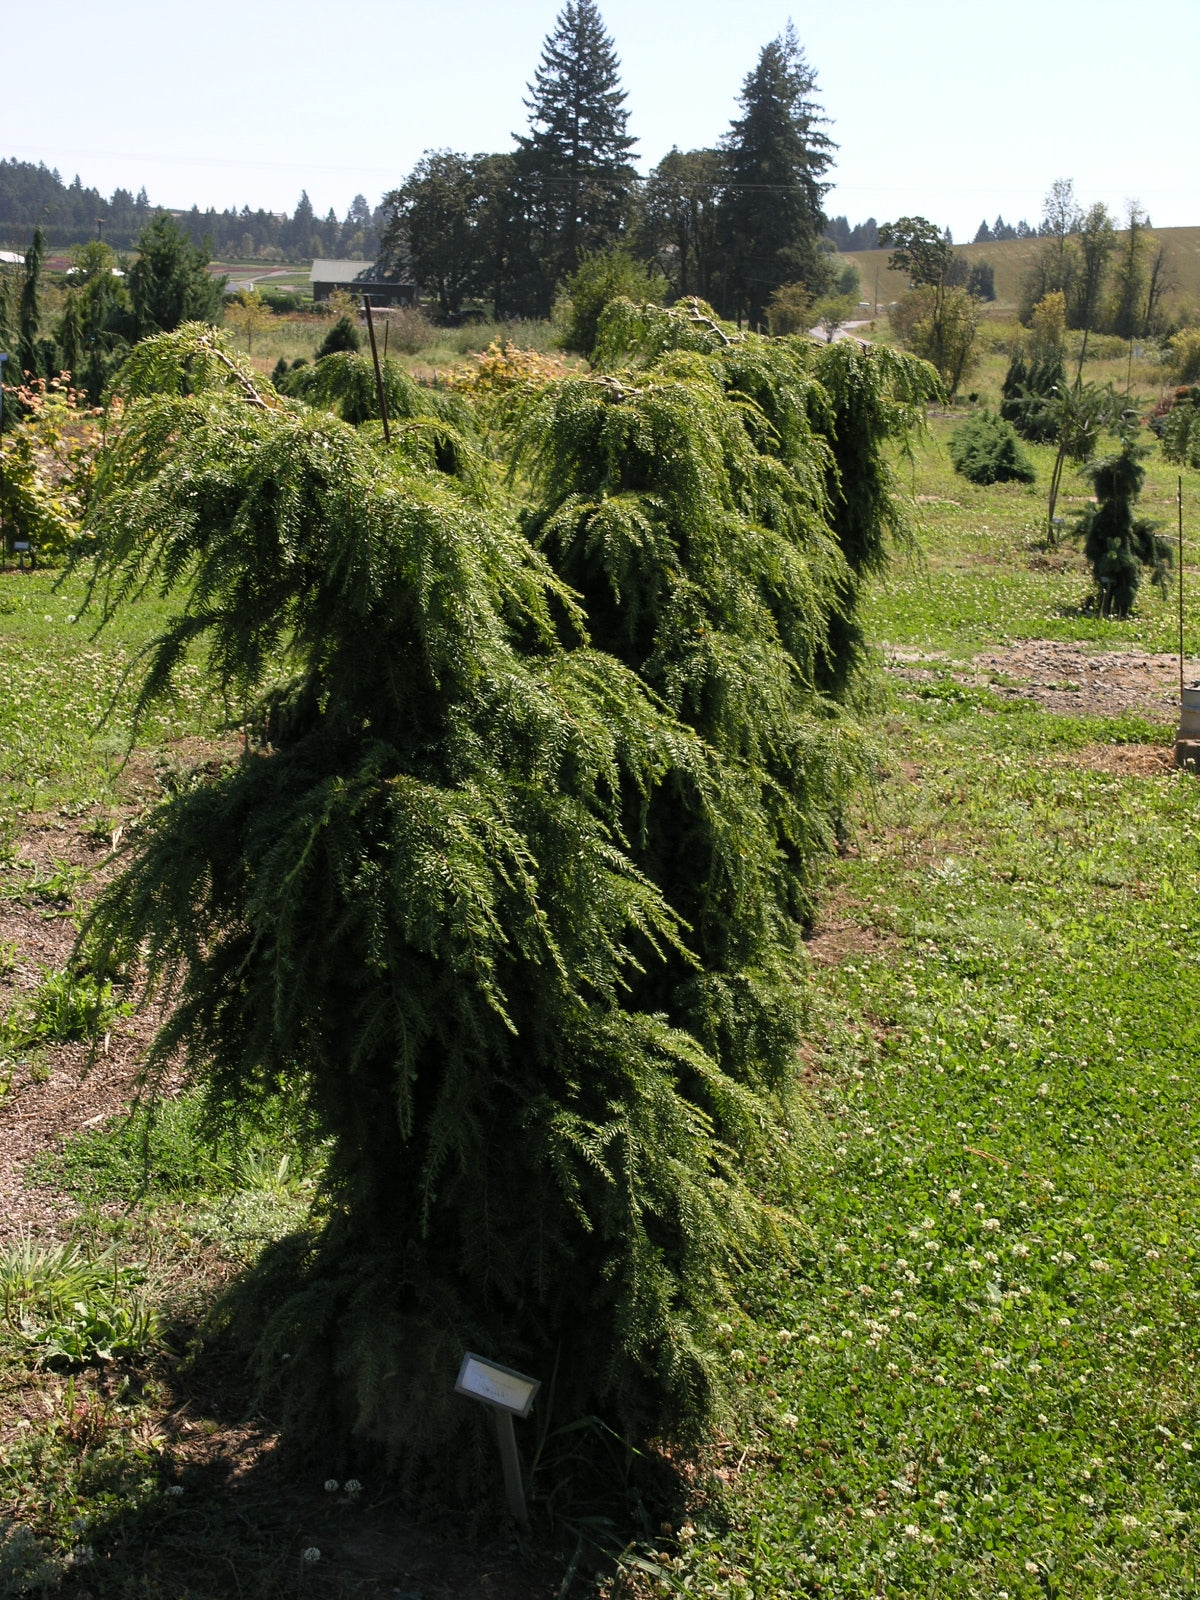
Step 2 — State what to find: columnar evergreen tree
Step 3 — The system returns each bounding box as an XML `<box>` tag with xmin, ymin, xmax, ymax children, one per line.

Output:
<box><xmin>18</xmin><ymin>225</ymin><xmax>44</xmax><ymax>378</ymax></box>
<box><xmin>513</xmin><ymin>0</ymin><xmax>638</xmax><ymax>313</ymax></box>
<box><xmin>717</xmin><ymin>25</ymin><xmax>834</xmax><ymax>326</ymax></box>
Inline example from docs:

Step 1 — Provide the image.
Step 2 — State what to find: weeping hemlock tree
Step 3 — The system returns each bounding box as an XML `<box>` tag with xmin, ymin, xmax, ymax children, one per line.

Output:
<box><xmin>78</xmin><ymin>314</ymin><xmax>933</xmax><ymax>1500</ymax></box>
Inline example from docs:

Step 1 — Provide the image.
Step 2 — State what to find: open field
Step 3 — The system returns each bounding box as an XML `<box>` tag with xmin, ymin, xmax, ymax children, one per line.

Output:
<box><xmin>3</xmin><ymin>365</ymin><xmax>1200</xmax><ymax>1594</ymax></box>
<box><xmin>843</xmin><ymin>225</ymin><xmax>1200</xmax><ymax>315</ymax></box>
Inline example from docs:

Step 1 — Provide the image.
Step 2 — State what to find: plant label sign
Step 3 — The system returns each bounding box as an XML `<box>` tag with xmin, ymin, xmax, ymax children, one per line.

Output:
<box><xmin>454</xmin><ymin>1353</ymin><xmax>540</xmax><ymax>1418</ymax></box>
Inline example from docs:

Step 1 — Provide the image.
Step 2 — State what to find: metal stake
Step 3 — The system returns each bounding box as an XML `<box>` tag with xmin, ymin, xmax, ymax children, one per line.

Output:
<box><xmin>361</xmin><ymin>295</ymin><xmax>391</xmax><ymax>445</ymax></box>
<box><xmin>493</xmin><ymin>1408</ymin><xmax>530</xmax><ymax>1531</ymax></box>
<box><xmin>1180</xmin><ymin>474</ymin><xmax>1186</xmax><ymax>703</ymax></box>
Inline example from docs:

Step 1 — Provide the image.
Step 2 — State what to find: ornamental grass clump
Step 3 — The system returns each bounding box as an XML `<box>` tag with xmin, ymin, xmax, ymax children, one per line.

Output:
<box><xmin>75</xmin><ymin>315</ymin><xmax>929</xmax><ymax>1504</ymax></box>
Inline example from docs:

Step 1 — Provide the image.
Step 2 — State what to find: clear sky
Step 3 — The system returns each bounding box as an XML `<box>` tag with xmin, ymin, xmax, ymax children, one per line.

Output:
<box><xmin>8</xmin><ymin>0</ymin><xmax>1197</xmax><ymax>241</ymax></box>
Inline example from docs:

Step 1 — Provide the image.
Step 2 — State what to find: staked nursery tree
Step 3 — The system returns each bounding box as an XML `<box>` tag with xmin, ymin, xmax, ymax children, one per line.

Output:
<box><xmin>75</xmin><ymin>311</ymin><xmax>933</xmax><ymax>1500</ymax></box>
<box><xmin>1077</xmin><ymin>437</ymin><xmax>1170</xmax><ymax>616</ymax></box>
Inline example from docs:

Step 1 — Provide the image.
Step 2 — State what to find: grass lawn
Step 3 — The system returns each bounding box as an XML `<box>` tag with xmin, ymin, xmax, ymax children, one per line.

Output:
<box><xmin>3</xmin><ymin>379</ymin><xmax>1200</xmax><ymax>1595</ymax></box>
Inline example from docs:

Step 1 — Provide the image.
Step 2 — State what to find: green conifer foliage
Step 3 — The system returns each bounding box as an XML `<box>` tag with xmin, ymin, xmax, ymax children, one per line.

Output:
<box><xmin>18</xmin><ymin>225</ymin><xmax>44</xmax><ymax>378</ymax></box>
<box><xmin>1078</xmin><ymin>438</ymin><xmax>1171</xmax><ymax>616</ymax></box>
<box><xmin>718</xmin><ymin>26</ymin><xmax>834</xmax><ymax>326</ymax></box>
<box><xmin>512</xmin><ymin>302</ymin><xmax>936</xmax><ymax>1086</ymax></box>
<box><xmin>78</xmin><ymin>326</ymin><xmax>804</xmax><ymax>1493</ymax></box>
<box><xmin>515</xmin><ymin>0</ymin><xmax>638</xmax><ymax>310</ymax></box>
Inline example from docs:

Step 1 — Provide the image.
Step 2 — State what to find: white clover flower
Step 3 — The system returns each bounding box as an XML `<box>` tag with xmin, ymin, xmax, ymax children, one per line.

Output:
<box><xmin>729</xmin><ymin>1348</ymin><xmax>745</xmax><ymax>1361</ymax></box>
<box><xmin>975</xmin><ymin>1385</ymin><xmax>990</xmax><ymax>1397</ymax></box>
<box><xmin>1120</xmin><ymin>1514</ymin><xmax>1139</xmax><ymax>1532</ymax></box>
<box><xmin>1146</xmin><ymin>1248</ymin><xmax>1161</xmax><ymax>1261</ymax></box>
<box><xmin>166</xmin><ymin>1485</ymin><xmax>184</xmax><ymax>1497</ymax></box>
<box><xmin>947</xmin><ymin>1190</ymin><xmax>962</xmax><ymax>1205</ymax></box>
<box><xmin>981</xmin><ymin>1218</ymin><xmax>1001</xmax><ymax>1232</ymax></box>
<box><xmin>324</xmin><ymin>1479</ymin><xmax>339</xmax><ymax>1492</ymax></box>
<box><xmin>1025</xmin><ymin>1560</ymin><xmax>1040</xmax><ymax>1574</ymax></box>
<box><xmin>1027</xmin><ymin>1361</ymin><xmax>1042</xmax><ymax>1375</ymax></box>
<box><xmin>904</xmin><ymin>1311</ymin><xmax>918</xmax><ymax>1322</ymax></box>
<box><xmin>1012</xmin><ymin>1242</ymin><xmax>1029</xmax><ymax>1258</ymax></box>
<box><xmin>933</xmin><ymin>1374</ymin><xmax>948</xmax><ymax>1386</ymax></box>
<box><xmin>302</xmin><ymin>1547</ymin><xmax>321</xmax><ymax>1563</ymax></box>
<box><xmin>1037</xmin><ymin>1082</ymin><xmax>1049</xmax><ymax>1097</ymax></box>
<box><xmin>984</xmin><ymin>1250</ymin><xmax>999</xmax><ymax>1264</ymax></box>
<box><xmin>344</xmin><ymin>1478</ymin><xmax>363</xmax><ymax>1495</ymax></box>
<box><xmin>973</xmin><ymin>1202</ymin><xmax>986</xmax><ymax>1215</ymax></box>
<box><xmin>780</xmin><ymin>1411</ymin><xmax>799</xmax><ymax>1428</ymax></box>
<box><xmin>933</xmin><ymin>1490</ymin><xmax>950</xmax><ymax>1508</ymax></box>
<box><xmin>904</xmin><ymin>1523</ymin><xmax>921</xmax><ymax>1538</ymax></box>
<box><xmin>1037</xmin><ymin>1413</ymin><xmax>1049</xmax><ymax>1424</ymax></box>
<box><xmin>1080</xmin><ymin>1493</ymin><xmax>1094</xmax><ymax>1506</ymax></box>
<box><xmin>924</xmin><ymin>1239</ymin><xmax>940</xmax><ymax>1252</ymax></box>
<box><xmin>1089</xmin><ymin>1259</ymin><xmax>1111</xmax><ymax>1273</ymax></box>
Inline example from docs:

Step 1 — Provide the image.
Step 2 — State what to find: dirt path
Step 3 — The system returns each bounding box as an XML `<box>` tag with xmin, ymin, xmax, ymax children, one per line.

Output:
<box><xmin>888</xmin><ymin>638</ymin><xmax>1185</xmax><ymax>721</ymax></box>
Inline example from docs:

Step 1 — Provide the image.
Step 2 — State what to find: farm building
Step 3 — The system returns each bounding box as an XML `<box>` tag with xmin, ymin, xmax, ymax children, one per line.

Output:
<box><xmin>309</xmin><ymin>259</ymin><xmax>416</xmax><ymax>306</ymax></box>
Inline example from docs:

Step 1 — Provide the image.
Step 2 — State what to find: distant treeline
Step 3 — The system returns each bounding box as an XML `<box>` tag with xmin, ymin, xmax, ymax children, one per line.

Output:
<box><xmin>0</xmin><ymin>160</ymin><xmax>383</xmax><ymax>261</ymax></box>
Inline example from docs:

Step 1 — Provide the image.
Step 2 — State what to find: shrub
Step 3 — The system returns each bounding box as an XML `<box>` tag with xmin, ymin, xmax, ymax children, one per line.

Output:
<box><xmin>315</xmin><ymin>314</ymin><xmax>360</xmax><ymax>358</ymax></box>
<box><xmin>1000</xmin><ymin>348</ymin><xmax>1065</xmax><ymax>444</ymax></box>
<box><xmin>1167</xmin><ymin>326</ymin><xmax>1200</xmax><ymax>384</ymax></box>
<box><xmin>379</xmin><ymin>306</ymin><xmax>436</xmax><ymax>354</ymax></box>
<box><xmin>766</xmin><ymin>281</ymin><xmax>813</xmax><ymax>335</ymax></box>
<box><xmin>560</xmin><ymin>248</ymin><xmax>667</xmax><ymax>355</ymax></box>
<box><xmin>950</xmin><ymin>409</ymin><xmax>1036</xmax><ymax>485</ymax></box>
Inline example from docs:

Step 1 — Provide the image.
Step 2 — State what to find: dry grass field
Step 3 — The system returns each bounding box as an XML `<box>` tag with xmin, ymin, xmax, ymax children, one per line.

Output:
<box><xmin>843</xmin><ymin>224</ymin><xmax>1200</xmax><ymax>316</ymax></box>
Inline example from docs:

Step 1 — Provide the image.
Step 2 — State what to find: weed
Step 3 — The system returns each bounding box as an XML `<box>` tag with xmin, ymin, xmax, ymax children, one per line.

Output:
<box><xmin>3</xmin><ymin>967</ymin><xmax>130</xmax><ymax>1048</ymax></box>
<box><xmin>0</xmin><ymin>1234</ymin><xmax>160</xmax><ymax>1365</ymax></box>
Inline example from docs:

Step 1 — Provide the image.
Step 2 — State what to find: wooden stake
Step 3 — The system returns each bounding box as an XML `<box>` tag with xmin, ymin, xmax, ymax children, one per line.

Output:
<box><xmin>362</xmin><ymin>295</ymin><xmax>391</xmax><ymax>445</ymax></box>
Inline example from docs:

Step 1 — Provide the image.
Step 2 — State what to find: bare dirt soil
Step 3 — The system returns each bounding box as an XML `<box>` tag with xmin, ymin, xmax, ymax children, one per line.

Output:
<box><xmin>887</xmin><ymin>639</ymin><xmax>1184</xmax><ymax>721</ymax></box>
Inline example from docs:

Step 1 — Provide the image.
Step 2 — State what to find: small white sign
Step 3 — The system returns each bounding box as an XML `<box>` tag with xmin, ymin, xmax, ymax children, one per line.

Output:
<box><xmin>454</xmin><ymin>1353</ymin><xmax>540</xmax><ymax>1418</ymax></box>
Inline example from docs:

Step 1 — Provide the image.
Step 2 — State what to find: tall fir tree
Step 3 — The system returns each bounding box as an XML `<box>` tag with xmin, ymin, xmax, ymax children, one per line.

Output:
<box><xmin>717</xmin><ymin>25</ymin><xmax>834</xmax><ymax>327</ymax></box>
<box><xmin>513</xmin><ymin>0</ymin><xmax>638</xmax><ymax>314</ymax></box>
